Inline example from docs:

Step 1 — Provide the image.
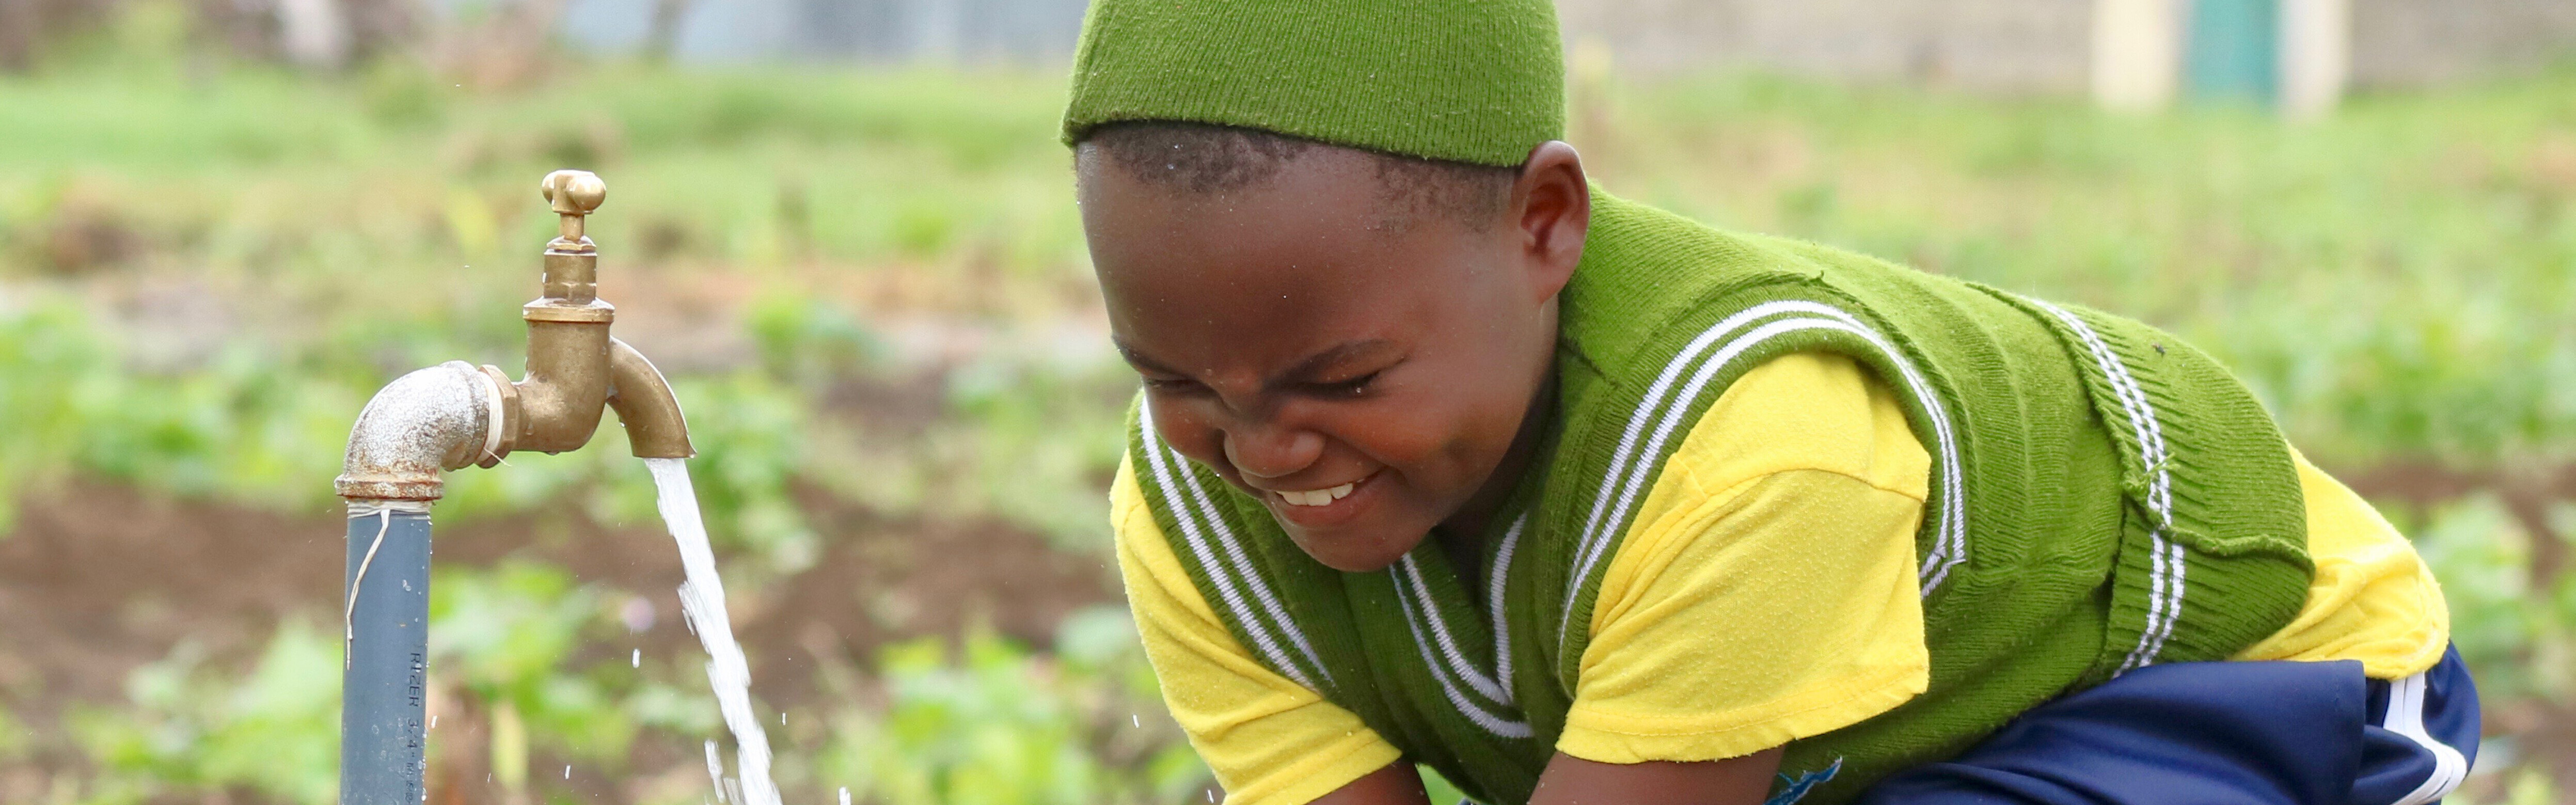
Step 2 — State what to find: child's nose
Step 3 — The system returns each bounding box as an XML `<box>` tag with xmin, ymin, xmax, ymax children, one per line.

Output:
<box><xmin>1223</xmin><ymin>425</ymin><xmax>1324</xmax><ymax>480</ymax></box>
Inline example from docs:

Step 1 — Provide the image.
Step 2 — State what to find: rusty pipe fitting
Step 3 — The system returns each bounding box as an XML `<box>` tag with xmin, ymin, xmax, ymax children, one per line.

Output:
<box><xmin>335</xmin><ymin>361</ymin><xmax>503</xmax><ymax>500</ymax></box>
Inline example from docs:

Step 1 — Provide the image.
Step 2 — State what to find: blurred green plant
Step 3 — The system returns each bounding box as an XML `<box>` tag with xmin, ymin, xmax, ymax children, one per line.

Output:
<box><xmin>0</xmin><ymin>301</ymin><xmax>854</xmax><ymax>576</ymax></box>
<box><xmin>2414</xmin><ymin>497</ymin><xmax>2576</xmax><ymax>706</ymax></box>
<box><xmin>432</xmin><ymin>561</ymin><xmax>638</xmax><ymax>765</ymax></box>
<box><xmin>71</xmin><ymin>620</ymin><xmax>342</xmax><ymax>805</ymax></box>
<box><xmin>810</xmin><ymin>608</ymin><xmax>1208</xmax><ymax>805</ymax></box>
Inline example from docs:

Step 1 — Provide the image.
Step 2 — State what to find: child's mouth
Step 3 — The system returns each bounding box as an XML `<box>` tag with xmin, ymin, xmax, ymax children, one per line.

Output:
<box><xmin>1267</xmin><ymin>471</ymin><xmax>1379</xmax><ymax>525</ymax></box>
<box><xmin>1273</xmin><ymin>481</ymin><xmax>1356</xmax><ymax>507</ymax></box>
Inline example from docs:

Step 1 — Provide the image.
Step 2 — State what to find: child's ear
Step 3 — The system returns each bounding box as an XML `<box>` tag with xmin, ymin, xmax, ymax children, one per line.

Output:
<box><xmin>1509</xmin><ymin>140</ymin><xmax>1590</xmax><ymax>303</ymax></box>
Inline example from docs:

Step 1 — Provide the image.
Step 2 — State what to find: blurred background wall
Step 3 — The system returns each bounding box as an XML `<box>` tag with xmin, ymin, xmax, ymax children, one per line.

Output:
<box><xmin>558</xmin><ymin>0</ymin><xmax>2576</xmax><ymax>105</ymax></box>
<box><xmin>15</xmin><ymin>0</ymin><xmax>2576</xmax><ymax>94</ymax></box>
<box><xmin>1556</xmin><ymin>0</ymin><xmax>2576</xmax><ymax>91</ymax></box>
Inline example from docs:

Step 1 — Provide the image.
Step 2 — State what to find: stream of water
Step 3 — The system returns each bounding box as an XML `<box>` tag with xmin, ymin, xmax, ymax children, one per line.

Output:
<box><xmin>646</xmin><ymin>457</ymin><xmax>784</xmax><ymax>805</ymax></box>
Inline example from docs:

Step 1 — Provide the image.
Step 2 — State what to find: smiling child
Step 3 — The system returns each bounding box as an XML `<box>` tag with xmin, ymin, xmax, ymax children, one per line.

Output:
<box><xmin>1065</xmin><ymin>3</ymin><xmax>2477</xmax><ymax>805</ymax></box>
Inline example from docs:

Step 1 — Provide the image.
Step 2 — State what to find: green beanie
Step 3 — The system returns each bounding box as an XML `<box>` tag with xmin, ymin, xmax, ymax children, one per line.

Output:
<box><xmin>1061</xmin><ymin>0</ymin><xmax>1566</xmax><ymax>167</ymax></box>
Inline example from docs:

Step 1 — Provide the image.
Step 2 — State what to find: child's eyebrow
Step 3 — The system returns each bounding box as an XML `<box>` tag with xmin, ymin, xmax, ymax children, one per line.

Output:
<box><xmin>1112</xmin><ymin>337</ymin><xmax>1396</xmax><ymax>388</ymax></box>
<box><xmin>1276</xmin><ymin>339</ymin><xmax>1396</xmax><ymax>384</ymax></box>
<box><xmin>1112</xmin><ymin>338</ymin><xmax>1184</xmax><ymax>376</ymax></box>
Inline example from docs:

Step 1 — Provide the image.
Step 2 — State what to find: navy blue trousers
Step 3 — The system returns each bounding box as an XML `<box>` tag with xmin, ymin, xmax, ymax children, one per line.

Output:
<box><xmin>1854</xmin><ymin>646</ymin><xmax>2479</xmax><ymax>805</ymax></box>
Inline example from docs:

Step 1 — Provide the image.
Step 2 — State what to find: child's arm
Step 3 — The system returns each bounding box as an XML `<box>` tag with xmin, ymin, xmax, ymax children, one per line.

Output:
<box><xmin>1307</xmin><ymin>751</ymin><xmax>1783</xmax><ymax>805</ymax></box>
<box><xmin>1530</xmin><ymin>751</ymin><xmax>1784</xmax><ymax>805</ymax></box>
<box><xmin>1309</xmin><ymin>765</ymin><xmax>1432</xmax><ymax>805</ymax></box>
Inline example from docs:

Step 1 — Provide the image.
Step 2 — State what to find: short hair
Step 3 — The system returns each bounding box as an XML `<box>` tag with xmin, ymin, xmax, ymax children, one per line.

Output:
<box><xmin>1076</xmin><ymin>121</ymin><xmax>1521</xmax><ymax>231</ymax></box>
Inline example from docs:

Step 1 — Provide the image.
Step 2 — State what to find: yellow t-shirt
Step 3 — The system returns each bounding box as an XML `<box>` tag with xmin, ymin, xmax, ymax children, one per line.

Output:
<box><xmin>1111</xmin><ymin>352</ymin><xmax>2449</xmax><ymax>805</ymax></box>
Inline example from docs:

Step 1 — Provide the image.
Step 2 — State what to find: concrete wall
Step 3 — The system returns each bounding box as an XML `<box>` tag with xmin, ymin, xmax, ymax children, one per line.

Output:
<box><xmin>2349</xmin><ymin>0</ymin><xmax>2576</xmax><ymax>87</ymax></box>
<box><xmin>554</xmin><ymin>0</ymin><xmax>1087</xmax><ymax>63</ymax></box>
<box><xmin>546</xmin><ymin>0</ymin><xmax>2576</xmax><ymax>91</ymax></box>
<box><xmin>1557</xmin><ymin>0</ymin><xmax>2576</xmax><ymax>91</ymax></box>
<box><xmin>1556</xmin><ymin>0</ymin><xmax>2092</xmax><ymax>92</ymax></box>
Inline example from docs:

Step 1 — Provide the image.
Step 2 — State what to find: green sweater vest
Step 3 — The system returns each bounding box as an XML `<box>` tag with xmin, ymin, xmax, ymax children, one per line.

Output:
<box><xmin>1123</xmin><ymin>193</ymin><xmax>2314</xmax><ymax>805</ymax></box>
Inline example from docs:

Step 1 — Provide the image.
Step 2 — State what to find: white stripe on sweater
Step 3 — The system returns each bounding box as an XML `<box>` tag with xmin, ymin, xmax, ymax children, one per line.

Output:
<box><xmin>1139</xmin><ymin>405</ymin><xmax>1332</xmax><ymax>689</ymax></box>
<box><xmin>1398</xmin><ymin>555</ymin><xmax>1513</xmax><ymax>706</ymax></box>
<box><xmin>2026</xmin><ymin>299</ymin><xmax>2184</xmax><ymax>674</ymax></box>
<box><xmin>1559</xmin><ymin>306</ymin><xmax>1966</xmax><ymax>645</ymax></box>
<box><xmin>1390</xmin><ymin>567</ymin><xmax>1533</xmax><ymax>737</ymax></box>
<box><xmin>1387</xmin><ymin>515</ymin><xmax>1531</xmax><ymax>732</ymax></box>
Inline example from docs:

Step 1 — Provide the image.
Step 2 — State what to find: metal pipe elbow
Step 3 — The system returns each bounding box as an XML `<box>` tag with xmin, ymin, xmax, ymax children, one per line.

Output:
<box><xmin>606</xmin><ymin>337</ymin><xmax>694</xmax><ymax>459</ymax></box>
<box><xmin>336</xmin><ymin>361</ymin><xmax>503</xmax><ymax>501</ymax></box>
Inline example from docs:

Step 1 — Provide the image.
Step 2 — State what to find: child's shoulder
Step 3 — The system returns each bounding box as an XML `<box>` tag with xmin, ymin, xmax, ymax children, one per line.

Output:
<box><xmin>1650</xmin><ymin>351</ymin><xmax>1932</xmax><ymax>506</ymax></box>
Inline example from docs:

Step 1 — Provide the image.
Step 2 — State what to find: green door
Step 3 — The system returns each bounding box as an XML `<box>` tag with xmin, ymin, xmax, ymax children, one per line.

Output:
<box><xmin>2184</xmin><ymin>0</ymin><xmax>2280</xmax><ymax>105</ymax></box>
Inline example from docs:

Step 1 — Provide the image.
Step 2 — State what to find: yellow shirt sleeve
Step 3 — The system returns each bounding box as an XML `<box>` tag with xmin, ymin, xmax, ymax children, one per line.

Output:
<box><xmin>2231</xmin><ymin>449</ymin><xmax>2452</xmax><ymax>678</ymax></box>
<box><xmin>1560</xmin><ymin>352</ymin><xmax>1934</xmax><ymax>764</ymax></box>
<box><xmin>1110</xmin><ymin>453</ymin><xmax>1401</xmax><ymax>805</ymax></box>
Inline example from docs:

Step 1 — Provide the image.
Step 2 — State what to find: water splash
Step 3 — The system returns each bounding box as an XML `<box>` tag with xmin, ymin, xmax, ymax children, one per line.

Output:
<box><xmin>704</xmin><ymin>740</ymin><xmax>726</xmax><ymax>803</ymax></box>
<box><xmin>649</xmin><ymin>457</ymin><xmax>783</xmax><ymax>805</ymax></box>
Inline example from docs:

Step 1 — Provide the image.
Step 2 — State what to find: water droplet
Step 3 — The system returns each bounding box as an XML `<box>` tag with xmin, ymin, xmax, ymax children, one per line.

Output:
<box><xmin>633</xmin><ymin>649</ymin><xmax>641</xmax><ymax>668</ymax></box>
<box><xmin>429</xmin><ymin>716</ymin><xmax>438</xmax><ymax>729</ymax></box>
<box><xmin>840</xmin><ymin>787</ymin><xmax>851</xmax><ymax>805</ymax></box>
<box><xmin>1132</xmin><ymin>714</ymin><xmax>1141</xmax><ymax>728</ymax></box>
<box><xmin>564</xmin><ymin>765</ymin><xmax>571</xmax><ymax>779</ymax></box>
<box><xmin>622</xmin><ymin>596</ymin><xmax>659</xmax><ymax>633</ymax></box>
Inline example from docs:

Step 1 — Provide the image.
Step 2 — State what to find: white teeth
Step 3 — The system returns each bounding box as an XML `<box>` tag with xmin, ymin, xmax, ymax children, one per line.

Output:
<box><xmin>1276</xmin><ymin>486</ymin><xmax>1349</xmax><ymax>507</ymax></box>
<box><xmin>1272</xmin><ymin>480</ymin><xmax>1360</xmax><ymax>506</ymax></box>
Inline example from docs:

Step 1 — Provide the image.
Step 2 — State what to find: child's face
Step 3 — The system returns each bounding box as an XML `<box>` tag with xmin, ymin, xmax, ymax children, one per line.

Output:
<box><xmin>1079</xmin><ymin>145</ymin><xmax>1581</xmax><ymax>572</ymax></box>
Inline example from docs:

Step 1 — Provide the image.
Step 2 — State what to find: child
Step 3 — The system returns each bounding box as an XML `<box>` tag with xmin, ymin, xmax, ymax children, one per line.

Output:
<box><xmin>1064</xmin><ymin>3</ymin><xmax>2476</xmax><ymax>804</ymax></box>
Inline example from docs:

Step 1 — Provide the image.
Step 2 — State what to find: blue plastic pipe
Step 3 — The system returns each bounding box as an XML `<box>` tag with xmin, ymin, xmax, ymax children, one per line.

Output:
<box><xmin>340</xmin><ymin>506</ymin><xmax>433</xmax><ymax>805</ymax></box>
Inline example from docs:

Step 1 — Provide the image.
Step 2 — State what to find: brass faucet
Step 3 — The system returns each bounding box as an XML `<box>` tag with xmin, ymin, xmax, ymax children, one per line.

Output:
<box><xmin>477</xmin><ymin>169</ymin><xmax>694</xmax><ymax>465</ymax></box>
<box><xmin>335</xmin><ymin>169</ymin><xmax>692</xmax><ymax>502</ymax></box>
<box><xmin>332</xmin><ymin>169</ymin><xmax>693</xmax><ymax>805</ymax></box>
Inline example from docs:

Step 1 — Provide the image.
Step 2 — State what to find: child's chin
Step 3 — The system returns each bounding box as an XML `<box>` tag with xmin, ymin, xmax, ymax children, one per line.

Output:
<box><xmin>1283</xmin><ymin>524</ymin><xmax>1427</xmax><ymax>573</ymax></box>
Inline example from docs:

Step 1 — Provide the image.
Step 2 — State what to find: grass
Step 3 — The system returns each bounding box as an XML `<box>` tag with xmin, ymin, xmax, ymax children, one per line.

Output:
<box><xmin>1</xmin><ymin>18</ymin><xmax>2573</xmax><ymax>803</ymax></box>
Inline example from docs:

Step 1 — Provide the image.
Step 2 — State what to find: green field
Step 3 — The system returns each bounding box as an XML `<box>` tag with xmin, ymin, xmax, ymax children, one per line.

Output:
<box><xmin>1</xmin><ymin>14</ymin><xmax>2572</xmax><ymax>804</ymax></box>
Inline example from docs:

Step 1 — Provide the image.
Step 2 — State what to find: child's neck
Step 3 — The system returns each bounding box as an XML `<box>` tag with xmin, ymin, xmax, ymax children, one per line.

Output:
<box><xmin>1433</xmin><ymin>369</ymin><xmax>1558</xmax><ymax>597</ymax></box>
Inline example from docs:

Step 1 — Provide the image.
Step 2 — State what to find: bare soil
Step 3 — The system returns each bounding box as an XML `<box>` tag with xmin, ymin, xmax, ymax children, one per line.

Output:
<box><xmin>0</xmin><ymin>479</ymin><xmax>1119</xmax><ymax>799</ymax></box>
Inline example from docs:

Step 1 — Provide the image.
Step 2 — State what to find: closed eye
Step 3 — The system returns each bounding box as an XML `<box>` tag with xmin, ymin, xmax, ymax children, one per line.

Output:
<box><xmin>1311</xmin><ymin>371</ymin><xmax>1380</xmax><ymax>397</ymax></box>
<box><xmin>1141</xmin><ymin>375</ymin><xmax>1205</xmax><ymax>394</ymax></box>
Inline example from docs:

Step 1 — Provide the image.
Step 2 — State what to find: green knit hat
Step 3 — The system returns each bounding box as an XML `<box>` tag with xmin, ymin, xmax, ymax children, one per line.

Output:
<box><xmin>1061</xmin><ymin>0</ymin><xmax>1566</xmax><ymax>168</ymax></box>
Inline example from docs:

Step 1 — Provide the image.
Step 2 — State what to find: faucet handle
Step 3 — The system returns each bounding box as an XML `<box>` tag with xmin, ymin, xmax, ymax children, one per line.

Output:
<box><xmin>539</xmin><ymin>170</ymin><xmax>607</xmax><ymax>250</ymax></box>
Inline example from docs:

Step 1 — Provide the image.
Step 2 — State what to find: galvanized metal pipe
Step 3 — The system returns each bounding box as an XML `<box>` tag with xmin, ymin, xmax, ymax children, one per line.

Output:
<box><xmin>340</xmin><ymin>504</ymin><xmax>433</xmax><ymax>805</ymax></box>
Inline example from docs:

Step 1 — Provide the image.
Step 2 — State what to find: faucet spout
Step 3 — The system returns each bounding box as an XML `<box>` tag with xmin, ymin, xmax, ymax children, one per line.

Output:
<box><xmin>607</xmin><ymin>337</ymin><xmax>695</xmax><ymax>458</ymax></box>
